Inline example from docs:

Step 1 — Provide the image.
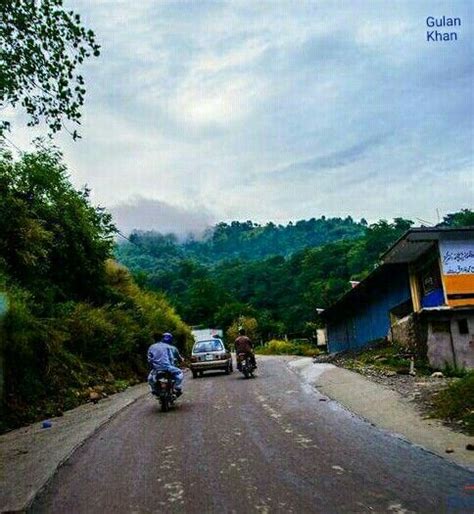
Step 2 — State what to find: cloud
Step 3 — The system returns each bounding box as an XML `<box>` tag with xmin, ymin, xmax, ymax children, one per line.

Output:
<box><xmin>170</xmin><ymin>73</ymin><xmax>266</xmax><ymax>127</ymax></box>
<box><xmin>257</xmin><ymin>135</ymin><xmax>389</xmax><ymax>182</ymax></box>
<box><xmin>109</xmin><ymin>197</ymin><xmax>216</xmax><ymax>237</ymax></box>
<box><xmin>6</xmin><ymin>0</ymin><xmax>473</xmax><ymax>228</ymax></box>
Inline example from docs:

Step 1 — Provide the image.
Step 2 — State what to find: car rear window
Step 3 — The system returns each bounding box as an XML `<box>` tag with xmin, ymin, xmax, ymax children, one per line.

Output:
<box><xmin>193</xmin><ymin>340</ymin><xmax>224</xmax><ymax>353</ymax></box>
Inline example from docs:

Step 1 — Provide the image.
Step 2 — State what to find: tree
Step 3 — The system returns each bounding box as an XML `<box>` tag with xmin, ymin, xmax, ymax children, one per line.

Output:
<box><xmin>439</xmin><ymin>209</ymin><xmax>474</xmax><ymax>228</ymax></box>
<box><xmin>226</xmin><ymin>316</ymin><xmax>259</xmax><ymax>345</ymax></box>
<box><xmin>0</xmin><ymin>0</ymin><xmax>100</xmax><ymax>139</ymax></box>
<box><xmin>0</xmin><ymin>147</ymin><xmax>116</xmax><ymax>303</ymax></box>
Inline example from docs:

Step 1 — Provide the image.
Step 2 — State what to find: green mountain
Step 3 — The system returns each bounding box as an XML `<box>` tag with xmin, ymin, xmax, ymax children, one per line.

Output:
<box><xmin>116</xmin><ymin>216</ymin><xmax>367</xmax><ymax>273</ymax></box>
<box><xmin>115</xmin><ymin>211</ymin><xmax>473</xmax><ymax>342</ymax></box>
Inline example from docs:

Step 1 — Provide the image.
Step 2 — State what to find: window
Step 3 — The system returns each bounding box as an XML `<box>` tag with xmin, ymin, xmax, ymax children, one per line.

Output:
<box><xmin>193</xmin><ymin>340</ymin><xmax>224</xmax><ymax>353</ymax></box>
<box><xmin>458</xmin><ymin>319</ymin><xmax>469</xmax><ymax>335</ymax></box>
<box><xmin>421</xmin><ymin>260</ymin><xmax>442</xmax><ymax>295</ymax></box>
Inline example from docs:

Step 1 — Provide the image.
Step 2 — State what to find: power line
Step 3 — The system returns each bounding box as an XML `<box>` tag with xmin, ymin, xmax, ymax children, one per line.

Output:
<box><xmin>116</xmin><ymin>229</ymin><xmax>134</xmax><ymax>244</ymax></box>
<box><xmin>415</xmin><ymin>217</ymin><xmax>434</xmax><ymax>227</ymax></box>
<box><xmin>0</xmin><ymin>134</ymin><xmax>23</xmax><ymax>153</ymax></box>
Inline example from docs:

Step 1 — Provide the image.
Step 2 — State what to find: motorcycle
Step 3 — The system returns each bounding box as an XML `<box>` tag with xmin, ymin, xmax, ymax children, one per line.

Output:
<box><xmin>153</xmin><ymin>371</ymin><xmax>178</xmax><ymax>412</ymax></box>
<box><xmin>237</xmin><ymin>353</ymin><xmax>256</xmax><ymax>379</ymax></box>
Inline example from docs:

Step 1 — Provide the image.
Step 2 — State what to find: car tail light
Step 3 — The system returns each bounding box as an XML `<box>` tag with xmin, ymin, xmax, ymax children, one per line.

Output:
<box><xmin>190</xmin><ymin>356</ymin><xmax>197</xmax><ymax>362</ymax></box>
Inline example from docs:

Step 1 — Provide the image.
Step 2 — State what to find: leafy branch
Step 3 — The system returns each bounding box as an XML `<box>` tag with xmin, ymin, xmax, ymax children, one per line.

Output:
<box><xmin>0</xmin><ymin>0</ymin><xmax>100</xmax><ymax>139</ymax></box>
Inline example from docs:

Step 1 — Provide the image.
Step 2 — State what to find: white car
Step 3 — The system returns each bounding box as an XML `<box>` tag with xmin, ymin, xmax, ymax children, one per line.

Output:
<box><xmin>189</xmin><ymin>338</ymin><xmax>233</xmax><ymax>378</ymax></box>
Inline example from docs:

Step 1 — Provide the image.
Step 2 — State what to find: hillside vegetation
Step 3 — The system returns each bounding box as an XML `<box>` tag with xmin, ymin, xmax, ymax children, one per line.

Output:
<box><xmin>0</xmin><ymin>148</ymin><xmax>192</xmax><ymax>431</ymax></box>
<box><xmin>116</xmin><ymin>217</ymin><xmax>366</xmax><ymax>271</ymax></box>
<box><xmin>116</xmin><ymin>210</ymin><xmax>473</xmax><ymax>342</ymax></box>
<box><xmin>116</xmin><ymin>217</ymin><xmax>414</xmax><ymax>339</ymax></box>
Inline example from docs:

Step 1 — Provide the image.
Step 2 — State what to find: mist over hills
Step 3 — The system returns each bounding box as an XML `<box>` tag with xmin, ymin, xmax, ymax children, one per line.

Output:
<box><xmin>116</xmin><ymin>216</ymin><xmax>367</xmax><ymax>271</ymax></box>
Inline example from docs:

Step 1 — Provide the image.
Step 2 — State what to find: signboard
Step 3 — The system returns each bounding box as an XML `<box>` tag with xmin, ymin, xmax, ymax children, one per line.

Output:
<box><xmin>439</xmin><ymin>240</ymin><xmax>474</xmax><ymax>307</ymax></box>
<box><xmin>439</xmin><ymin>241</ymin><xmax>474</xmax><ymax>275</ymax></box>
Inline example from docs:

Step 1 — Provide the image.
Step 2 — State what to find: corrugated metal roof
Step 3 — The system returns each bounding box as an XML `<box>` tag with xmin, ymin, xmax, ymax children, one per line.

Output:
<box><xmin>381</xmin><ymin>227</ymin><xmax>474</xmax><ymax>264</ymax></box>
<box><xmin>321</xmin><ymin>263</ymin><xmax>408</xmax><ymax>320</ymax></box>
<box><xmin>321</xmin><ymin>227</ymin><xmax>474</xmax><ymax>320</ymax></box>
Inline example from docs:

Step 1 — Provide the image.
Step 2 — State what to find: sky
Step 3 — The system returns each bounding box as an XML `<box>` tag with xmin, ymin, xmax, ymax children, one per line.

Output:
<box><xmin>7</xmin><ymin>0</ymin><xmax>474</xmax><ymax>236</ymax></box>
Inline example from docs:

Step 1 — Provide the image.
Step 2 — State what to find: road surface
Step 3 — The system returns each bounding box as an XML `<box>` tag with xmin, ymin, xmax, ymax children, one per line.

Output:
<box><xmin>31</xmin><ymin>356</ymin><xmax>474</xmax><ymax>513</ymax></box>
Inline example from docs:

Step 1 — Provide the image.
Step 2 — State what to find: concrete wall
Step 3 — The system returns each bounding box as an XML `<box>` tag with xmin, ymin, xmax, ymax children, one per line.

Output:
<box><xmin>389</xmin><ymin>313</ymin><xmax>428</xmax><ymax>359</ymax></box>
<box><xmin>427</xmin><ymin>313</ymin><xmax>474</xmax><ymax>370</ymax></box>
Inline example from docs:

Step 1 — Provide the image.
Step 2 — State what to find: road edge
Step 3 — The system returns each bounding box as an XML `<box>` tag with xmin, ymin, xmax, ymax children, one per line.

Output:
<box><xmin>0</xmin><ymin>384</ymin><xmax>149</xmax><ymax>513</ymax></box>
<box><xmin>288</xmin><ymin>357</ymin><xmax>474</xmax><ymax>471</ymax></box>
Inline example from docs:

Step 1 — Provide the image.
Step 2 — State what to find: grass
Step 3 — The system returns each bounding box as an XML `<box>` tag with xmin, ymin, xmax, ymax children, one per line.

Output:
<box><xmin>441</xmin><ymin>363</ymin><xmax>470</xmax><ymax>378</ymax></box>
<box><xmin>431</xmin><ymin>371</ymin><xmax>474</xmax><ymax>435</ymax></box>
<box><xmin>0</xmin><ymin>362</ymin><xmax>142</xmax><ymax>434</ymax></box>
<box><xmin>255</xmin><ymin>339</ymin><xmax>319</xmax><ymax>357</ymax></box>
<box><xmin>113</xmin><ymin>379</ymin><xmax>131</xmax><ymax>392</ymax></box>
<box><xmin>333</xmin><ymin>342</ymin><xmax>434</xmax><ymax>375</ymax></box>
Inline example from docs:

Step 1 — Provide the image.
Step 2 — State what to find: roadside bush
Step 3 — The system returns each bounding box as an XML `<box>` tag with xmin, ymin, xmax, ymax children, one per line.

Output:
<box><xmin>431</xmin><ymin>371</ymin><xmax>474</xmax><ymax>435</ymax></box>
<box><xmin>104</xmin><ymin>260</ymin><xmax>193</xmax><ymax>355</ymax></box>
<box><xmin>256</xmin><ymin>339</ymin><xmax>319</xmax><ymax>357</ymax></box>
<box><xmin>0</xmin><ymin>150</ymin><xmax>194</xmax><ymax>432</ymax></box>
<box><xmin>226</xmin><ymin>316</ymin><xmax>259</xmax><ymax>344</ymax></box>
<box><xmin>1</xmin><ymin>263</ymin><xmax>193</xmax><ymax>432</ymax></box>
<box><xmin>258</xmin><ymin>339</ymin><xmax>293</xmax><ymax>354</ymax></box>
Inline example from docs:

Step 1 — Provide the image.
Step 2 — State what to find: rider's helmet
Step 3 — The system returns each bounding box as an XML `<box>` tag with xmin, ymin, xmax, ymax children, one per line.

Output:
<box><xmin>162</xmin><ymin>332</ymin><xmax>173</xmax><ymax>344</ymax></box>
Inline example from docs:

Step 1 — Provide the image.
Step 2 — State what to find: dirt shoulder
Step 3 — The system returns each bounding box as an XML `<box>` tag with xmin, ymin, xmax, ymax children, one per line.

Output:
<box><xmin>0</xmin><ymin>383</ymin><xmax>149</xmax><ymax>513</ymax></box>
<box><xmin>289</xmin><ymin>358</ymin><xmax>474</xmax><ymax>470</ymax></box>
<box><xmin>315</xmin><ymin>351</ymin><xmax>472</xmax><ymax>436</ymax></box>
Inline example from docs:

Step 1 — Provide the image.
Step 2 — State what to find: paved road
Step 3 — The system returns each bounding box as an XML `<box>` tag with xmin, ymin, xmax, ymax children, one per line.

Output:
<box><xmin>32</xmin><ymin>357</ymin><xmax>474</xmax><ymax>513</ymax></box>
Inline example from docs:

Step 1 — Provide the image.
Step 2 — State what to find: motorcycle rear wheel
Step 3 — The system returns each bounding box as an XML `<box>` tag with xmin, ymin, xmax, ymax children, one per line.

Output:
<box><xmin>160</xmin><ymin>397</ymin><xmax>169</xmax><ymax>412</ymax></box>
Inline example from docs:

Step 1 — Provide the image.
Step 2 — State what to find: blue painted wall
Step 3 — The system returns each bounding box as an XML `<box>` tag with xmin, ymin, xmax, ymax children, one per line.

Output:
<box><xmin>327</xmin><ymin>267</ymin><xmax>411</xmax><ymax>353</ymax></box>
<box><xmin>421</xmin><ymin>287</ymin><xmax>444</xmax><ymax>308</ymax></box>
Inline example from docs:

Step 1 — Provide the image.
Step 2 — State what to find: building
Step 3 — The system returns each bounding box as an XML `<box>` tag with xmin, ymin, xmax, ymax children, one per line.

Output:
<box><xmin>322</xmin><ymin>227</ymin><xmax>474</xmax><ymax>369</ymax></box>
<box><xmin>191</xmin><ymin>327</ymin><xmax>223</xmax><ymax>342</ymax></box>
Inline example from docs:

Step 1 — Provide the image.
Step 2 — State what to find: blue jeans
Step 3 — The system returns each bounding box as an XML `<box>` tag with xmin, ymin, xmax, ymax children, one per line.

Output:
<box><xmin>148</xmin><ymin>367</ymin><xmax>184</xmax><ymax>391</ymax></box>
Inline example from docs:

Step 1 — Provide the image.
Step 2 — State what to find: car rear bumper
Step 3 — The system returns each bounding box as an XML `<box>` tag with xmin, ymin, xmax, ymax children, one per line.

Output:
<box><xmin>190</xmin><ymin>360</ymin><xmax>231</xmax><ymax>371</ymax></box>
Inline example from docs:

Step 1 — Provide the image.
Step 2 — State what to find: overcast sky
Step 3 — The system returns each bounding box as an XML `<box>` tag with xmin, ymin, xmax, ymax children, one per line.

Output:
<box><xmin>8</xmin><ymin>0</ymin><xmax>474</xmax><ymax>235</ymax></box>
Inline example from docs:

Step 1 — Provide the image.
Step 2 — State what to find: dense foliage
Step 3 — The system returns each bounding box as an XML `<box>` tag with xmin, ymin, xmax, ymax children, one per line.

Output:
<box><xmin>116</xmin><ymin>211</ymin><xmax>473</xmax><ymax>343</ymax></box>
<box><xmin>116</xmin><ymin>217</ymin><xmax>418</xmax><ymax>340</ymax></box>
<box><xmin>0</xmin><ymin>150</ymin><xmax>192</xmax><ymax>431</ymax></box>
<box><xmin>0</xmin><ymin>0</ymin><xmax>100</xmax><ymax>138</ymax></box>
<box><xmin>0</xmin><ymin>148</ymin><xmax>115</xmax><ymax>304</ymax></box>
<box><xmin>118</xmin><ymin>216</ymin><xmax>366</xmax><ymax>271</ymax></box>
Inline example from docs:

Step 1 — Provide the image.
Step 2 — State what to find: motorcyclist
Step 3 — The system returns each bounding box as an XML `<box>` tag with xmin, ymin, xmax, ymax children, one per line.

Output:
<box><xmin>234</xmin><ymin>328</ymin><xmax>257</xmax><ymax>370</ymax></box>
<box><xmin>147</xmin><ymin>332</ymin><xmax>184</xmax><ymax>396</ymax></box>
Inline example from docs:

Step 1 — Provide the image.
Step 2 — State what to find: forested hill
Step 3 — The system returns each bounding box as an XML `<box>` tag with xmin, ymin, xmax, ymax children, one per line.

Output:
<box><xmin>114</xmin><ymin>210</ymin><xmax>474</xmax><ymax>342</ymax></box>
<box><xmin>116</xmin><ymin>216</ymin><xmax>367</xmax><ymax>272</ymax></box>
